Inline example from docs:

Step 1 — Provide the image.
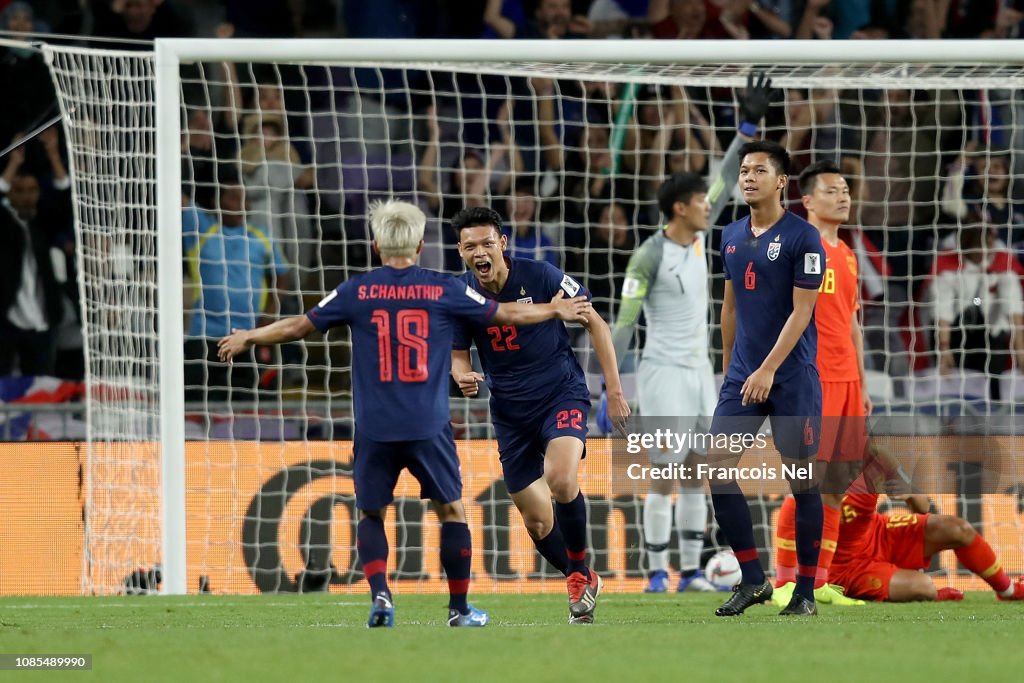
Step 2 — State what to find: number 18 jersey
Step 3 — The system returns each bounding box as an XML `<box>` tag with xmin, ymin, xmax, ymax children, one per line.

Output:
<box><xmin>307</xmin><ymin>265</ymin><xmax>498</xmax><ymax>441</ymax></box>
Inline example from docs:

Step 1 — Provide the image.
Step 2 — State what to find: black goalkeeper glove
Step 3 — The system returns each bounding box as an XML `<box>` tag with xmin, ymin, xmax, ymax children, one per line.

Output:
<box><xmin>738</xmin><ymin>70</ymin><xmax>780</xmax><ymax>136</ymax></box>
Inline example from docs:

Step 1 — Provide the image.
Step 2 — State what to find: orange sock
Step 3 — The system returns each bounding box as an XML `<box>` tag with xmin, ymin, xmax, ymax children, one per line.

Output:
<box><xmin>774</xmin><ymin>495</ymin><xmax>797</xmax><ymax>586</ymax></box>
<box><xmin>815</xmin><ymin>504</ymin><xmax>840</xmax><ymax>589</ymax></box>
<box><xmin>955</xmin><ymin>534</ymin><xmax>1011</xmax><ymax>594</ymax></box>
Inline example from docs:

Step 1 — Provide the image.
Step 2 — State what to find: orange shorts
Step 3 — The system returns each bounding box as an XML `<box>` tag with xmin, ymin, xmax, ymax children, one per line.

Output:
<box><xmin>819</xmin><ymin>380</ymin><xmax>868</xmax><ymax>463</ymax></box>
<box><xmin>829</xmin><ymin>512</ymin><xmax>929</xmax><ymax>601</ymax></box>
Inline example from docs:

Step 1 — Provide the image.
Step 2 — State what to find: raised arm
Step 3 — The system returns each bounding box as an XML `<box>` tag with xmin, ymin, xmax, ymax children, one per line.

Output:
<box><xmin>418</xmin><ymin>105</ymin><xmax>442</xmax><ymax>212</ymax></box>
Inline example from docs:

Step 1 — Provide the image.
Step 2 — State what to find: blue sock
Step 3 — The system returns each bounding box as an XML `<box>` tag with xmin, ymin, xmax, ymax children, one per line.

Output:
<box><xmin>357</xmin><ymin>516</ymin><xmax>390</xmax><ymax>600</ymax></box>
<box><xmin>792</xmin><ymin>486</ymin><xmax>823</xmax><ymax>601</ymax></box>
<box><xmin>440</xmin><ymin>522</ymin><xmax>472</xmax><ymax>614</ymax></box>
<box><xmin>554</xmin><ymin>490</ymin><xmax>589</xmax><ymax>578</ymax></box>
<box><xmin>532</xmin><ymin>520</ymin><xmax>570</xmax><ymax>576</ymax></box>
<box><xmin>710</xmin><ymin>482</ymin><xmax>765</xmax><ymax>585</ymax></box>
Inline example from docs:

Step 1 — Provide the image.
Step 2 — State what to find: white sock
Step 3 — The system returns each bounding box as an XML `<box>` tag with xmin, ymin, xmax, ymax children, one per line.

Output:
<box><xmin>676</xmin><ymin>489</ymin><xmax>708</xmax><ymax>572</ymax></box>
<box><xmin>643</xmin><ymin>493</ymin><xmax>672</xmax><ymax>573</ymax></box>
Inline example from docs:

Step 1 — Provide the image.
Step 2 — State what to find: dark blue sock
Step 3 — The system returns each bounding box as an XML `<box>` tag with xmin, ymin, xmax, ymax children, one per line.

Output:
<box><xmin>440</xmin><ymin>522</ymin><xmax>472</xmax><ymax>613</ymax></box>
<box><xmin>710</xmin><ymin>482</ymin><xmax>764</xmax><ymax>585</ymax></box>
<box><xmin>554</xmin><ymin>490</ymin><xmax>589</xmax><ymax>578</ymax></box>
<box><xmin>792</xmin><ymin>486</ymin><xmax>823</xmax><ymax>601</ymax></box>
<box><xmin>357</xmin><ymin>516</ymin><xmax>390</xmax><ymax>600</ymax></box>
<box><xmin>533</xmin><ymin>519</ymin><xmax>570</xmax><ymax>576</ymax></box>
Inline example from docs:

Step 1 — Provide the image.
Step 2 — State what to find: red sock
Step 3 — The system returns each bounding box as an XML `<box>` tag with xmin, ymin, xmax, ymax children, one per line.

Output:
<box><xmin>815</xmin><ymin>504</ymin><xmax>840</xmax><ymax>589</ymax></box>
<box><xmin>774</xmin><ymin>495</ymin><xmax>797</xmax><ymax>586</ymax></box>
<box><xmin>955</xmin><ymin>534</ymin><xmax>1011</xmax><ymax>594</ymax></box>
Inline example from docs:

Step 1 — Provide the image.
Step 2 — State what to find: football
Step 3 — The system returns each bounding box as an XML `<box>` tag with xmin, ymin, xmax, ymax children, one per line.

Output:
<box><xmin>704</xmin><ymin>551</ymin><xmax>743</xmax><ymax>589</ymax></box>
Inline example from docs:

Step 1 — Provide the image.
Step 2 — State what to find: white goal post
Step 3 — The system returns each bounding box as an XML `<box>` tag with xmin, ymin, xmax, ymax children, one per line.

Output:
<box><xmin>41</xmin><ymin>38</ymin><xmax>1024</xmax><ymax>596</ymax></box>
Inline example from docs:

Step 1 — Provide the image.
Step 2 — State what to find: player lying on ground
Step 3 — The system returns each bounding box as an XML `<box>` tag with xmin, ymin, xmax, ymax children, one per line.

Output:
<box><xmin>219</xmin><ymin>199</ymin><xmax>591</xmax><ymax>628</ymax></box>
<box><xmin>449</xmin><ymin>206</ymin><xmax>630</xmax><ymax>624</ymax></box>
<box><xmin>828</xmin><ymin>478</ymin><xmax>1024</xmax><ymax>602</ymax></box>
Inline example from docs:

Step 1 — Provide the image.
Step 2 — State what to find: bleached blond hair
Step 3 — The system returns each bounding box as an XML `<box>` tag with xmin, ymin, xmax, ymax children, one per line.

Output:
<box><xmin>368</xmin><ymin>199</ymin><xmax>426</xmax><ymax>259</ymax></box>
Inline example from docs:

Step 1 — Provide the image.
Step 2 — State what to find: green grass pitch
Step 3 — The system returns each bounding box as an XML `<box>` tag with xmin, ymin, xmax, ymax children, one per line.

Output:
<box><xmin>1</xmin><ymin>592</ymin><xmax>1020</xmax><ymax>682</ymax></box>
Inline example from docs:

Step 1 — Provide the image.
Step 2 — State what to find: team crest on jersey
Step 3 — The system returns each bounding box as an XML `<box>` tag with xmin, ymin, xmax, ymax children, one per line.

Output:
<box><xmin>766</xmin><ymin>235</ymin><xmax>781</xmax><ymax>261</ymax></box>
<box><xmin>560</xmin><ymin>274</ymin><xmax>581</xmax><ymax>297</ymax></box>
<box><xmin>520</xmin><ymin>286</ymin><xmax>526</xmax><ymax>296</ymax></box>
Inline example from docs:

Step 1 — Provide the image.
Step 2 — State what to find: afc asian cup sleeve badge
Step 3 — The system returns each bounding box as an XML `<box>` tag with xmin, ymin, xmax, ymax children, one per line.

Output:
<box><xmin>766</xmin><ymin>241</ymin><xmax>781</xmax><ymax>261</ymax></box>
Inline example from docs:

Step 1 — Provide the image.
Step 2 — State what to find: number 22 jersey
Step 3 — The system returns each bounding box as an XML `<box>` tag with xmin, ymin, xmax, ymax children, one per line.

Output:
<box><xmin>454</xmin><ymin>257</ymin><xmax>591</xmax><ymax>407</ymax></box>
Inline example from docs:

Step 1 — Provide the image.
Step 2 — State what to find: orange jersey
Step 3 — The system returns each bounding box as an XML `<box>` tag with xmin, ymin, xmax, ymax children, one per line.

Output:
<box><xmin>815</xmin><ymin>238</ymin><xmax>860</xmax><ymax>382</ymax></box>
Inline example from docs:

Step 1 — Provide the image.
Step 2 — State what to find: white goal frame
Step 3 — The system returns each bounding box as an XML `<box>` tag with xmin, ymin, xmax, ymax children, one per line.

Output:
<box><xmin>147</xmin><ymin>38</ymin><xmax>1024</xmax><ymax>595</ymax></box>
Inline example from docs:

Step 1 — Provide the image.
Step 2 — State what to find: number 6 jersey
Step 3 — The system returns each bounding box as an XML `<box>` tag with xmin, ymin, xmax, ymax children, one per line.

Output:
<box><xmin>720</xmin><ymin>211</ymin><xmax>825</xmax><ymax>384</ymax></box>
<box><xmin>307</xmin><ymin>265</ymin><xmax>498</xmax><ymax>441</ymax></box>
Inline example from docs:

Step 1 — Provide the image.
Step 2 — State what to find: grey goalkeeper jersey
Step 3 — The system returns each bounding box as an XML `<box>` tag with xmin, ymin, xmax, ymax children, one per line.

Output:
<box><xmin>612</xmin><ymin>229</ymin><xmax>710</xmax><ymax>368</ymax></box>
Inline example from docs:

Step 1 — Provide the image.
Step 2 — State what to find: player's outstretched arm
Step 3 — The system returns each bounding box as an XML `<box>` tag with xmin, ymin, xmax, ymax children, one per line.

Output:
<box><xmin>582</xmin><ymin>308</ymin><xmax>631</xmax><ymax>433</ymax></box>
<box><xmin>741</xmin><ymin>286</ymin><xmax>817</xmax><ymax>405</ymax></box>
<box><xmin>492</xmin><ymin>291</ymin><xmax>592</xmax><ymax>326</ymax></box>
<box><xmin>451</xmin><ymin>349</ymin><xmax>484</xmax><ymax>398</ymax></box>
<box><xmin>217</xmin><ymin>315</ymin><xmax>315</xmax><ymax>362</ymax></box>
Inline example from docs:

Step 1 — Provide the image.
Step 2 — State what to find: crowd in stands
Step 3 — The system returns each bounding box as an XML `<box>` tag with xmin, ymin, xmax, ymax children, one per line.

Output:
<box><xmin>3</xmin><ymin>0</ymin><xmax>1024</xmax><ymax>416</ymax></box>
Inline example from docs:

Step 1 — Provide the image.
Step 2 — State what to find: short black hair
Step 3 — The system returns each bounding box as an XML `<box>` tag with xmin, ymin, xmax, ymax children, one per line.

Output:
<box><xmin>451</xmin><ymin>206</ymin><xmax>502</xmax><ymax>241</ymax></box>
<box><xmin>657</xmin><ymin>173</ymin><xmax>707</xmax><ymax>219</ymax></box>
<box><xmin>738</xmin><ymin>139</ymin><xmax>790</xmax><ymax>176</ymax></box>
<box><xmin>797</xmin><ymin>159</ymin><xmax>843</xmax><ymax>196</ymax></box>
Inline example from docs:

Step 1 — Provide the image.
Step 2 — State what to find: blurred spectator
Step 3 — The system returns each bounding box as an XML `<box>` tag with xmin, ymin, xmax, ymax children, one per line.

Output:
<box><xmin>647</xmin><ymin>0</ymin><xmax>732</xmax><ymax>39</ymax></box>
<box><xmin>622</xmin><ymin>85</ymin><xmax>719</xmax><ymax>202</ymax></box>
<box><xmin>504</xmin><ymin>180</ymin><xmax>560</xmax><ymax>266</ymax></box>
<box><xmin>0</xmin><ymin>128</ymin><xmax>71</xmax><ymax>377</ymax></box>
<box><xmin>932</xmin><ymin>224</ymin><xmax>1024</xmax><ymax>399</ymax></box>
<box><xmin>90</xmin><ymin>0</ymin><xmax>195</xmax><ymax>45</ymax></box>
<box><xmin>794</xmin><ymin>0</ymin><xmax>910</xmax><ymax>39</ymax></box>
<box><xmin>486</xmin><ymin>0</ymin><xmax>596</xmax><ymax>38</ymax></box>
<box><xmin>419</xmin><ymin>102</ymin><xmax>522</xmax><ymax>270</ymax></box>
<box><xmin>182</xmin><ymin>181</ymin><xmax>291</xmax><ymax>404</ymax></box>
<box><xmin>239</xmin><ymin>113</ymin><xmax>314</xmax><ymax>269</ymax></box>
<box><xmin>221</xmin><ymin>0</ymin><xmax>302</xmax><ymax>38</ymax></box>
<box><xmin>859</xmin><ymin>88</ymin><xmax>963</xmax><ymax>278</ymax></box>
<box><xmin>944</xmin><ymin>0</ymin><xmax>1000</xmax><ymax>37</ymax></box>
<box><xmin>180</xmin><ymin>108</ymin><xmax>222</xmax><ymax>211</ymax></box>
<box><xmin>0</xmin><ymin>6</ymin><xmax>58</xmax><ymax>160</ymax></box>
<box><xmin>583</xmin><ymin>200</ymin><xmax>633</xmax><ymax>320</ymax></box>
<box><xmin>587</xmin><ymin>0</ymin><xmax>651</xmax><ymax>38</ymax></box>
<box><xmin>942</xmin><ymin>148</ymin><xmax>1024</xmax><ymax>248</ymax></box>
<box><xmin>733</xmin><ymin>0</ymin><xmax>798</xmax><ymax>38</ymax></box>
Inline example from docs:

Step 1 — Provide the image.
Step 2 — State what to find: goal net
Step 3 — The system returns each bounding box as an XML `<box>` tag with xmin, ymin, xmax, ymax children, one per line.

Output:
<box><xmin>42</xmin><ymin>39</ymin><xmax>1024</xmax><ymax>595</ymax></box>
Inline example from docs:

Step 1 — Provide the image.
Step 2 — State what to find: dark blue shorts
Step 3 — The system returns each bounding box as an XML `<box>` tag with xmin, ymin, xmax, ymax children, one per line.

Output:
<box><xmin>492</xmin><ymin>397</ymin><xmax>590</xmax><ymax>494</ymax></box>
<box><xmin>352</xmin><ymin>424</ymin><xmax>462</xmax><ymax>511</ymax></box>
<box><xmin>710</xmin><ymin>365</ymin><xmax>822</xmax><ymax>460</ymax></box>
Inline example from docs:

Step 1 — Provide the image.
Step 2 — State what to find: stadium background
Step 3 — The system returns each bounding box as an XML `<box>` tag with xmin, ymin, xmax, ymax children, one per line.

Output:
<box><xmin>2</xmin><ymin>0</ymin><xmax>1024</xmax><ymax>597</ymax></box>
